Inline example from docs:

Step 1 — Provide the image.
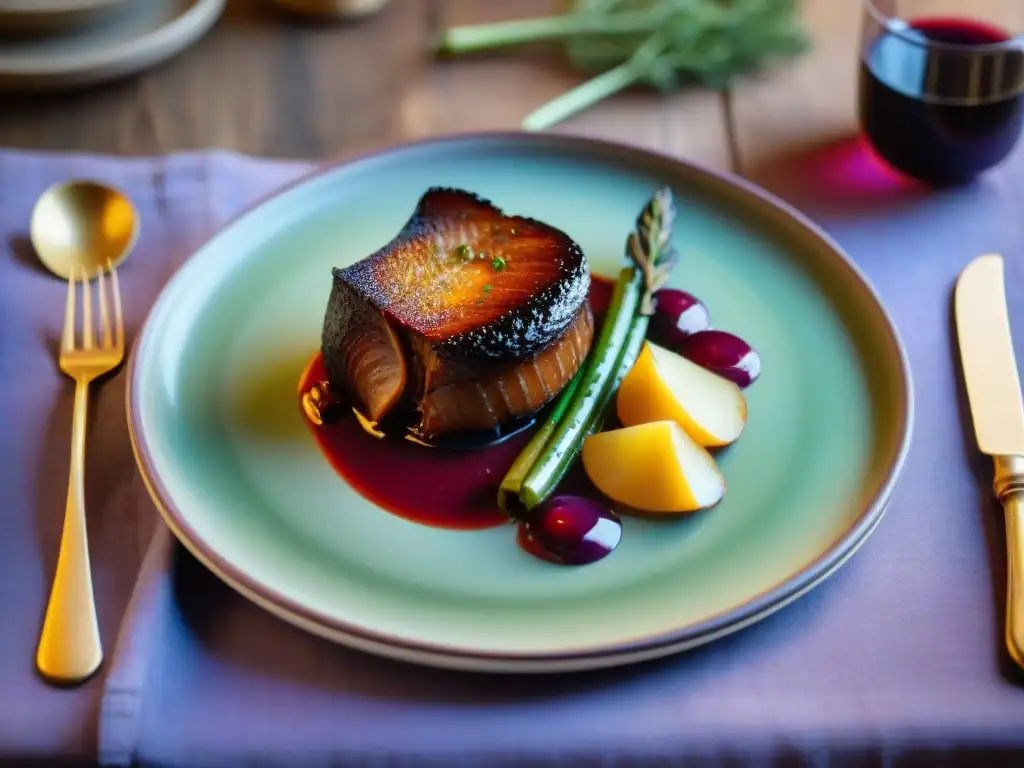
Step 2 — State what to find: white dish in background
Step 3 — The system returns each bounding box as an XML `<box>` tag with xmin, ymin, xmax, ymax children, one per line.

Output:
<box><xmin>0</xmin><ymin>0</ymin><xmax>225</xmax><ymax>92</ymax></box>
<box><xmin>0</xmin><ymin>0</ymin><xmax>129</xmax><ymax>35</ymax></box>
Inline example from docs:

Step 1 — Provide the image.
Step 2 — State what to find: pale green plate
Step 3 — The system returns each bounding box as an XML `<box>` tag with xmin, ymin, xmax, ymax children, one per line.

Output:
<box><xmin>127</xmin><ymin>133</ymin><xmax>913</xmax><ymax>673</ymax></box>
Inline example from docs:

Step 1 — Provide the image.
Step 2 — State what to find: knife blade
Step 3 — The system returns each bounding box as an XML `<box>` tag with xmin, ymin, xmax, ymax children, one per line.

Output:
<box><xmin>955</xmin><ymin>253</ymin><xmax>1024</xmax><ymax>669</ymax></box>
<box><xmin>955</xmin><ymin>254</ymin><xmax>1024</xmax><ymax>455</ymax></box>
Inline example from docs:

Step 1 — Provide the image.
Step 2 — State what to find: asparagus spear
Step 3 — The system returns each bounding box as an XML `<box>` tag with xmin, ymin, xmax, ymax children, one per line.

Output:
<box><xmin>590</xmin><ymin>314</ymin><xmax>652</xmax><ymax>435</ymax></box>
<box><xmin>497</xmin><ymin>371</ymin><xmax>583</xmax><ymax>515</ymax></box>
<box><xmin>520</xmin><ymin>267</ymin><xmax>642</xmax><ymax>509</ymax></box>
<box><xmin>498</xmin><ymin>187</ymin><xmax>678</xmax><ymax>512</ymax></box>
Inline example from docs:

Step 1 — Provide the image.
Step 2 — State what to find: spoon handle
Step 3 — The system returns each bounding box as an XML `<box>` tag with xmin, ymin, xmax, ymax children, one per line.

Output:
<box><xmin>36</xmin><ymin>379</ymin><xmax>103</xmax><ymax>684</ymax></box>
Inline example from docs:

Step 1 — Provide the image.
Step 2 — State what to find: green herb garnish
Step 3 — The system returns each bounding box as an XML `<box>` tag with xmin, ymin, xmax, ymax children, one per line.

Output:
<box><xmin>455</xmin><ymin>244</ymin><xmax>474</xmax><ymax>261</ymax></box>
<box><xmin>482</xmin><ymin>284</ymin><xmax>493</xmax><ymax>294</ymax></box>
<box><xmin>491</xmin><ymin>256</ymin><xmax>507</xmax><ymax>271</ymax></box>
<box><xmin>436</xmin><ymin>0</ymin><xmax>808</xmax><ymax>131</ymax></box>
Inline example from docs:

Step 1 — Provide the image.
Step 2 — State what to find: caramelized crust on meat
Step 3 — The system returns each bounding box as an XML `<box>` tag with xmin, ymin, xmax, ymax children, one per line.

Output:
<box><xmin>321</xmin><ymin>187</ymin><xmax>593</xmax><ymax>437</ymax></box>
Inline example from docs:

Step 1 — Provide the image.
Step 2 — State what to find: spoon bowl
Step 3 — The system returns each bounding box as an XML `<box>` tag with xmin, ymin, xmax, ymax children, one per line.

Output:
<box><xmin>30</xmin><ymin>179</ymin><xmax>138</xmax><ymax>280</ymax></box>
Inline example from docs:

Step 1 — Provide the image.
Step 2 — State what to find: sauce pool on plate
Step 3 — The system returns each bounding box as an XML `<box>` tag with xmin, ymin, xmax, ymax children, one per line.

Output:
<box><xmin>297</xmin><ymin>275</ymin><xmax>615</xmax><ymax>533</ymax></box>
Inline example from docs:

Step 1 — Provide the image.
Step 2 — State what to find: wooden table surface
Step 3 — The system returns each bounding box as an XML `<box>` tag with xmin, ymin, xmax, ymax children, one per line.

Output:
<box><xmin>0</xmin><ymin>0</ymin><xmax>1018</xmax><ymax>184</ymax></box>
<box><xmin>0</xmin><ymin>0</ymin><xmax>867</xmax><ymax>181</ymax></box>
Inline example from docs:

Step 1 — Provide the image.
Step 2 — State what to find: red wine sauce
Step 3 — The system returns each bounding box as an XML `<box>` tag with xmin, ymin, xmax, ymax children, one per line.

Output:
<box><xmin>299</xmin><ymin>276</ymin><xmax>614</xmax><ymax>531</ymax></box>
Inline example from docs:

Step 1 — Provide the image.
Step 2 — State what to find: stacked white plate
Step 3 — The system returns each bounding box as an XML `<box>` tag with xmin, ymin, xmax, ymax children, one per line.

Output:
<box><xmin>0</xmin><ymin>0</ymin><xmax>225</xmax><ymax>92</ymax></box>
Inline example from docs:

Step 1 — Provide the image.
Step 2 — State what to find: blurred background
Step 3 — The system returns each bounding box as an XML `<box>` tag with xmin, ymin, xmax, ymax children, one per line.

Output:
<box><xmin>0</xmin><ymin>0</ymin><xmax>841</xmax><ymax>170</ymax></box>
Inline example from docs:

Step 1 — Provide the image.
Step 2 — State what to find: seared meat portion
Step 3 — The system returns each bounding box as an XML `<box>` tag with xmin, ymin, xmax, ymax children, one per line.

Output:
<box><xmin>322</xmin><ymin>187</ymin><xmax>592</xmax><ymax>437</ymax></box>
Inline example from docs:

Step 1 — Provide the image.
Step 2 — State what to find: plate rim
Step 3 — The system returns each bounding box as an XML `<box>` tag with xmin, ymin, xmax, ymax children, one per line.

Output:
<box><xmin>125</xmin><ymin>130</ymin><xmax>915</xmax><ymax>672</ymax></box>
<box><xmin>0</xmin><ymin>0</ymin><xmax>126</xmax><ymax>13</ymax></box>
<box><xmin>0</xmin><ymin>0</ymin><xmax>225</xmax><ymax>88</ymax></box>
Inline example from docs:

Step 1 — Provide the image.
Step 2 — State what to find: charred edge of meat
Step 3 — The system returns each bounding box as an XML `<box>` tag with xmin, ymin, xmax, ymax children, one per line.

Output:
<box><xmin>321</xmin><ymin>277</ymin><xmax>406</xmax><ymax>421</ymax></box>
<box><xmin>434</xmin><ymin>249</ymin><xmax>588</xmax><ymax>362</ymax></box>
<box><xmin>415</xmin><ymin>303</ymin><xmax>595</xmax><ymax>438</ymax></box>
<box><xmin>332</xmin><ymin>186</ymin><xmax>590</xmax><ymax>362</ymax></box>
<box><xmin>331</xmin><ymin>258</ymin><xmax>589</xmax><ymax>363</ymax></box>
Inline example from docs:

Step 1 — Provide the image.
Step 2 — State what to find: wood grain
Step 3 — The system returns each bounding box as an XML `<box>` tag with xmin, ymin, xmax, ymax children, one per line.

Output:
<box><xmin>0</xmin><ymin>0</ymin><xmax>433</xmax><ymax>157</ymax></box>
<box><xmin>0</xmin><ymin>0</ymin><xmax>731</xmax><ymax>171</ymax></box>
<box><xmin>726</xmin><ymin>0</ymin><xmax>864</xmax><ymax>180</ymax></box>
<box><xmin>430</xmin><ymin>0</ymin><xmax>731</xmax><ymax>169</ymax></box>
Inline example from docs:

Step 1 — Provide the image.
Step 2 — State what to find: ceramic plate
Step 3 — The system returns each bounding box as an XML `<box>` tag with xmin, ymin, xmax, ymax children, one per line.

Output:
<box><xmin>0</xmin><ymin>0</ymin><xmax>223</xmax><ymax>91</ymax></box>
<box><xmin>128</xmin><ymin>133</ymin><xmax>913</xmax><ymax>673</ymax></box>
<box><xmin>0</xmin><ymin>0</ymin><xmax>129</xmax><ymax>35</ymax></box>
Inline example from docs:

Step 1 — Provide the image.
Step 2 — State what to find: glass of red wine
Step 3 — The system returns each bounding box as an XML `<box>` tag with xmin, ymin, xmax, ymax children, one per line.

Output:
<box><xmin>859</xmin><ymin>0</ymin><xmax>1024</xmax><ymax>185</ymax></box>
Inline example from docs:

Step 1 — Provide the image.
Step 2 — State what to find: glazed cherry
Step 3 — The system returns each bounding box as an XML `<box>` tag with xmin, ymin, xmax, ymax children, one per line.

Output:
<box><xmin>678</xmin><ymin>330</ymin><xmax>761</xmax><ymax>388</ymax></box>
<box><xmin>650</xmin><ymin>289</ymin><xmax>711</xmax><ymax>348</ymax></box>
<box><xmin>518</xmin><ymin>495</ymin><xmax>622</xmax><ymax>566</ymax></box>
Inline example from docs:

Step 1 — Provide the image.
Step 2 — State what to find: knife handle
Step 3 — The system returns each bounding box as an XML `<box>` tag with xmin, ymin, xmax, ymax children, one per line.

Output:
<box><xmin>993</xmin><ymin>456</ymin><xmax>1024</xmax><ymax>669</ymax></box>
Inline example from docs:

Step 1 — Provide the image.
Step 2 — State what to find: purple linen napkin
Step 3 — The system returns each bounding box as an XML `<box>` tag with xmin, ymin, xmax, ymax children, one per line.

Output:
<box><xmin>0</xmin><ymin>149</ymin><xmax>310</xmax><ymax>766</ymax></box>
<box><xmin>5</xmin><ymin>143</ymin><xmax>1024</xmax><ymax>767</ymax></box>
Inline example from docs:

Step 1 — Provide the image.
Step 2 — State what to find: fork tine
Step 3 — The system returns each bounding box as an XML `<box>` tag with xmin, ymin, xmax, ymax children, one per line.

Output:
<box><xmin>97</xmin><ymin>267</ymin><xmax>112</xmax><ymax>349</ymax></box>
<box><xmin>108</xmin><ymin>261</ymin><xmax>124</xmax><ymax>351</ymax></box>
<box><xmin>82</xmin><ymin>268</ymin><xmax>93</xmax><ymax>350</ymax></box>
<box><xmin>62</xmin><ymin>264</ymin><xmax>76</xmax><ymax>353</ymax></box>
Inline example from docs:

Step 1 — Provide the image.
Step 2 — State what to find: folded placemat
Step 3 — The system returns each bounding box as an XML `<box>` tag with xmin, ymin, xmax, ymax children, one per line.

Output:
<box><xmin>4</xmin><ymin>145</ymin><xmax>1024</xmax><ymax>768</ymax></box>
<box><xmin>0</xmin><ymin>150</ymin><xmax>310</xmax><ymax>766</ymax></box>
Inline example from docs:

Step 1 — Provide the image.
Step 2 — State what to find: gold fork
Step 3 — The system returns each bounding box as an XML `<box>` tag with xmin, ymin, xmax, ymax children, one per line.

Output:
<box><xmin>36</xmin><ymin>263</ymin><xmax>124</xmax><ymax>684</ymax></box>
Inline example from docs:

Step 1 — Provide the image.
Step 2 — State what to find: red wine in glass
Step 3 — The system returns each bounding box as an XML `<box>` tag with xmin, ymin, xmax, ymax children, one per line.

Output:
<box><xmin>859</xmin><ymin>14</ymin><xmax>1024</xmax><ymax>185</ymax></box>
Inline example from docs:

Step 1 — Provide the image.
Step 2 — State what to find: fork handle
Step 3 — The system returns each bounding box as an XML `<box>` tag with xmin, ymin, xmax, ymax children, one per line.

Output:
<box><xmin>36</xmin><ymin>379</ymin><xmax>103</xmax><ymax>684</ymax></box>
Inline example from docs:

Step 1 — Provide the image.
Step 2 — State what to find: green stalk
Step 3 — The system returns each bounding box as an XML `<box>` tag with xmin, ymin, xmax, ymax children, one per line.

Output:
<box><xmin>590</xmin><ymin>316</ymin><xmax>650</xmax><ymax>435</ymax></box>
<box><xmin>437</xmin><ymin>1</ymin><xmax>808</xmax><ymax>132</ymax></box>
<box><xmin>495</xmin><ymin>186</ymin><xmax>676</xmax><ymax>513</ymax></box>
<box><xmin>519</xmin><ymin>267</ymin><xmax>642</xmax><ymax>509</ymax></box>
<box><xmin>522</xmin><ymin>30</ymin><xmax>669</xmax><ymax>131</ymax></box>
<box><xmin>497</xmin><ymin>371</ymin><xmax>583</xmax><ymax>515</ymax></box>
<box><xmin>436</xmin><ymin>15</ymin><xmax>578</xmax><ymax>55</ymax></box>
<box><xmin>434</xmin><ymin>10</ymin><xmax>670</xmax><ymax>56</ymax></box>
<box><xmin>522</xmin><ymin>60</ymin><xmax>643</xmax><ymax>131</ymax></box>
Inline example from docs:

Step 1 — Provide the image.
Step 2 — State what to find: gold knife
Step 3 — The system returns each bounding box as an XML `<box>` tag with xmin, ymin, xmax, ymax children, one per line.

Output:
<box><xmin>955</xmin><ymin>253</ymin><xmax>1024</xmax><ymax>669</ymax></box>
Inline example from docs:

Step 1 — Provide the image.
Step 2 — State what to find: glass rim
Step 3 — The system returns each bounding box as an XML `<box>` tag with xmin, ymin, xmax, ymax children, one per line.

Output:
<box><xmin>863</xmin><ymin>0</ymin><xmax>1024</xmax><ymax>54</ymax></box>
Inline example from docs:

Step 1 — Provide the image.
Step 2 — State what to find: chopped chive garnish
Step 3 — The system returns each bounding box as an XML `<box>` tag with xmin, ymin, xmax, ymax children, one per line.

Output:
<box><xmin>491</xmin><ymin>255</ymin><xmax>506</xmax><ymax>271</ymax></box>
<box><xmin>455</xmin><ymin>244</ymin><xmax>474</xmax><ymax>261</ymax></box>
<box><xmin>482</xmin><ymin>284</ymin><xmax>493</xmax><ymax>294</ymax></box>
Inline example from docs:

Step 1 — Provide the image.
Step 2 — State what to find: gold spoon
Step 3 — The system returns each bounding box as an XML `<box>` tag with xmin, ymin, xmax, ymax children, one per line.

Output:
<box><xmin>29</xmin><ymin>179</ymin><xmax>137</xmax><ymax>685</ymax></box>
<box><xmin>30</xmin><ymin>179</ymin><xmax>139</xmax><ymax>281</ymax></box>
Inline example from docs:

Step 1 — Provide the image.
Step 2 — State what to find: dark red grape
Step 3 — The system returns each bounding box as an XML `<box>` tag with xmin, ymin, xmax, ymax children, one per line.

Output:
<box><xmin>678</xmin><ymin>330</ymin><xmax>761</xmax><ymax>388</ymax></box>
<box><xmin>518</xmin><ymin>495</ymin><xmax>621</xmax><ymax>566</ymax></box>
<box><xmin>650</xmin><ymin>289</ymin><xmax>711</xmax><ymax>347</ymax></box>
